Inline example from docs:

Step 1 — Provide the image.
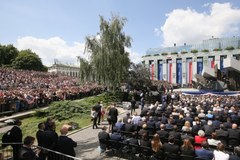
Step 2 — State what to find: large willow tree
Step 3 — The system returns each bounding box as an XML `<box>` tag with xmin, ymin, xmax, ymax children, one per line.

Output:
<box><xmin>81</xmin><ymin>15</ymin><xmax>131</xmax><ymax>91</ymax></box>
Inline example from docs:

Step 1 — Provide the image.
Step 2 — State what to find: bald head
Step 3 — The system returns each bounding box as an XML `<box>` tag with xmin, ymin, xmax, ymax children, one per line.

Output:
<box><xmin>60</xmin><ymin>126</ymin><xmax>69</xmax><ymax>135</ymax></box>
<box><xmin>232</xmin><ymin>123</ymin><xmax>238</xmax><ymax>129</ymax></box>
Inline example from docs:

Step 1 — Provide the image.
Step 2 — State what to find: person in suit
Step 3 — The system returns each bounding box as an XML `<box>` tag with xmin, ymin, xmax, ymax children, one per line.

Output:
<box><xmin>98</xmin><ymin>126</ymin><xmax>110</xmax><ymax>152</ymax></box>
<box><xmin>203</xmin><ymin>120</ymin><xmax>215</xmax><ymax>138</ymax></box>
<box><xmin>108</xmin><ymin>103</ymin><xmax>118</xmax><ymax>131</ymax></box>
<box><xmin>228</xmin><ymin>123</ymin><xmax>240</xmax><ymax>147</ymax></box>
<box><xmin>11</xmin><ymin>119</ymin><xmax>23</xmax><ymax>160</ymax></box>
<box><xmin>157</xmin><ymin>124</ymin><xmax>169</xmax><ymax>143</ymax></box>
<box><xmin>195</xmin><ymin>141</ymin><xmax>213</xmax><ymax>160</ymax></box>
<box><xmin>36</xmin><ymin>122</ymin><xmax>46</xmax><ymax>160</ymax></box>
<box><xmin>130</xmin><ymin>97</ymin><xmax>136</xmax><ymax>115</ymax></box>
<box><xmin>19</xmin><ymin>136</ymin><xmax>40</xmax><ymax>160</ymax></box>
<box><xmin>93</xmin><ymin>102</ymin><xmax>102</xmax><ymax>125</ymax></box>
<box><xmin>163</xmin><ymin>135</ymin><xmax>180</xmax><ymax>160</ymax></box>
<box><xmin>44</xmin><ymin>121</ymin><xmax>58</xmax><ymax>160</ymax></box>
<box><xmin>57</xmin><ymin>126</ymin><xmax>77</xmax><ymax>160</ymax></box>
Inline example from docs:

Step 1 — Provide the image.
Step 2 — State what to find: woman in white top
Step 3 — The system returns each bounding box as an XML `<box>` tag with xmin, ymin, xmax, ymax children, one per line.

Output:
<box><xmin>207</xmin><ymin>132</ymin><xmax>221</xmax><ymax>146</ymax></box>
<box><xmin>213</xmin><ymin>142</ymin><xmax>230</xmax><ymax>160</ymax></box>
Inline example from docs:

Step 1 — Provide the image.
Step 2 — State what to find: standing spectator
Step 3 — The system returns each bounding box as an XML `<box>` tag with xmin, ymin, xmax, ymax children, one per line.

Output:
<box><xmin>93</xmin><ymin>102</ymin><xmax>102</xmax><ymax>125</ymax></box>
<box><xmin>44</xmin><ymin>117</ymin><xmax>53</xmax><ymax>131</ymax></box>
<box><xmin>36</xmin><ymin>122</ymin><xmax>46</xmax><ymax>160</ymax></box>
<box><xmin>44</xmin><ymin>122</ymin><xmax>58</xmax><ymax>160</ymax></box>
<box><xmin>130</xmin><ymin>97</ymin><xmax>136</xmax><ymax>115</ymax></box>
<box><xmin>91</xmin><ymin>107</ymin><xmax>98</xmax><ymax>129</ymax></box>
<box><xmin>19</xmin><ymin>136</ymin><xmax>40</xmax><ymax>160</ymax></box>
<box><xmin>108</xmin><ymin>103</ymin><xmax>118</xmax><ymax>132</ymax></box>
<box><xmin>100</xmin><ymin>101</ymin><xmax>105</xmax><ymax>122</ymax></box>
<box><xmin>58</xmin><ymin>126</ymin><xmax>77</xmax><ymax>160</ymax></box>
<box><xmin>11</xmin><ymin>119</ymin><xmax>23</xmax><ymax>160</ymax></box>
<box><xmin>140</xmin><ymin>97</ymin><xmax>145</xmax><ymax>111</ymax></box>
<box><xmin>213</xmin><ymin>142</ymin><xmax>230</xmax><ymax>160</ymax></box>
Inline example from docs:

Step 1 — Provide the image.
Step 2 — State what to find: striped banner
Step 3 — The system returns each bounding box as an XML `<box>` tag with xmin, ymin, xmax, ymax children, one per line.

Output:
<box><xmin>186</xmin><ymin>59</ymin><xmax>192</xmax><ymax>84</ymax></box>
<box><xmin>150</xmin><ymin>62</ymin><xmax>154</xmax><ymax>80</ymax></box>
<box><xmin>167</xmin><ymin>60</ymin><xmax>172</xmax><ymax>83</ymax></box>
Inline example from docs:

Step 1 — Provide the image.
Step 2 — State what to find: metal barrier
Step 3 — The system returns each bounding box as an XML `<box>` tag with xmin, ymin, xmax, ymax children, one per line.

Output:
<box><xmin>0</xmin><ymin>143</ymin><xmax>81</xmax><ymax>160</ymax></box>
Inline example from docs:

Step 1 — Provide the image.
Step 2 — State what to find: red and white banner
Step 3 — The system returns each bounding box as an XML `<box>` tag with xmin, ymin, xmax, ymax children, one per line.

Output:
<box><xmin>186</xmin><ymin>60</ymin><xmax>192</xmax><ymax>84</ymax></box>
<box><xmin>167</xmin><ymin>61</ymin><xmax>172</xmax><ymax>83</ymax></box>
<box><xmin>150</xmin><ymin>62</ymin><xmax>154</xmax><ymax>80</ymax></box>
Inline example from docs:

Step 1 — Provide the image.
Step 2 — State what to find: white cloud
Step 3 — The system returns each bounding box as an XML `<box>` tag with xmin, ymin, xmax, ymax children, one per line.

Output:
<box><xmin>159</xmin><ymin>2</ymin><xmax>240</xmax><ymax>47</ymax></box>
<box><xmin>16</xmin><ymin>36</ymin><xmax>87</xmax><ymax>66</ymax></box>
<box><xmin>125</xmin><ymin>47</ymin><xmax>142</xmax><ymax>64</ymax></box>
<box><xmin>16</xmin><ymin>36</ymin><xmax>141</xmax><ymax>66</ymax></box>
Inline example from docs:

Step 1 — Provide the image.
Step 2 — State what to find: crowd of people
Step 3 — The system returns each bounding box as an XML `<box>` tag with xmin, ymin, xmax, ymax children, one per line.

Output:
<box><xmin>98</xmin><ymin>93</ymin><xmax>240</xmax><ymax>160</ymax></box>
<box><xmin>4</xmin><ymin>118</ymin><xmax>77</xmax><ymax>160</ymax></box>
<box><xmin>0</xmin><ymin>68</ymin><xmax>104</xmax><ymax>113</ymax></box>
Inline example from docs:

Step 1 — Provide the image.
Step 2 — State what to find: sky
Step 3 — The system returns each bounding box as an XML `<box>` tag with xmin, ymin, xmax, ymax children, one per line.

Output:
<box><xmin>0</xmin><ymin>0</ymin><xmax>240</xmax><ymax>66</ymax></box>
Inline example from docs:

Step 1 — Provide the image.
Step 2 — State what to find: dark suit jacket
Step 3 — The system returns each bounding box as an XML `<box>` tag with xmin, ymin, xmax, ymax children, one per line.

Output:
<box><xmin>108</xmin><ymin>107</ymin><xmax>118</xmax><ymax>124</ymax></box>
<box><xmin>163</xmin><ymin>143</ymin><xmax>179</xmax><ymax>154</ymax></box>
<box><xmin>19</xmin><ymin>146</ymin><xmax>38</xmax><ymax>160</ymax></box>
<box><xmin>36</xmin><ymin>130</ymin><xmax>46</xmax><ymax>147</ymax></box>
<box><xmin>11</xmin><ymin>125</ymin><xmax>22</xmax><ymax>143</ymax></box>
<box><xmin>45</xmin><ymin>130</ymin><xmax>58</xmax><ymax>151</ymax></box>
<box><xmin>58</xmin><ymin>135</ymin><xmax>77</xmax><ymax>157</ymax></box>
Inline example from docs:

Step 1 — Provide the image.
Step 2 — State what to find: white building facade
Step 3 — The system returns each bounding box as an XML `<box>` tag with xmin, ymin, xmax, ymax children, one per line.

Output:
<box><xmin>142</xmin><ymin>37</ymin><xmax>240</xmax><ymax>86</ymax></box>
<box><xmin>48</xmin><ymin>64</ymin><xmax>80</xmax><ymax>77</ymax></box>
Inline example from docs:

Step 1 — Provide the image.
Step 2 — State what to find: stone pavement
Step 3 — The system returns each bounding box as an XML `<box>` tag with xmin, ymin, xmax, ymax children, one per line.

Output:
<box><xmin>69</xmin><ymin>107</ymin><xmax>141</xmax><ymax>160</ymax></box>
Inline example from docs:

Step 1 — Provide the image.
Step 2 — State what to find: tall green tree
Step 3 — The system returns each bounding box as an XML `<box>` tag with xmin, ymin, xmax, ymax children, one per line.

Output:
<box><xmin>0</xmin><ymin>44</ymin><xmax>19</xmax><ymax>66</ymax></box>
<box><xmin>128</xmin><ymin>63</ymin><xmax>151</xmax><ymax>90</ymax></box>
<box><xmin>12</xmin><ymin>49</ymin><xmax>47</xmax><ymax>71</ymax></box>
<box><xmin>83</xmin><ymin>15</ymin><xmax>131</xmax><ymax>91</ymax></box>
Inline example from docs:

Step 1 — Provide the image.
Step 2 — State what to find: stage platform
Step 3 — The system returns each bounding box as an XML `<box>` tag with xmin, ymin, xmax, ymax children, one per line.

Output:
<box><xmin>173</xmin><ymin>88</ymin><xmax>240</xmax><ymax>96</ymax></box>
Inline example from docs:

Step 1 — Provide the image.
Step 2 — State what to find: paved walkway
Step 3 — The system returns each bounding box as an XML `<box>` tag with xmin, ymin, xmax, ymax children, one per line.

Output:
<box><xmin>69</xmin><ymin>107</ymin><xmax>141</xmax><ymax>160</ymax></box>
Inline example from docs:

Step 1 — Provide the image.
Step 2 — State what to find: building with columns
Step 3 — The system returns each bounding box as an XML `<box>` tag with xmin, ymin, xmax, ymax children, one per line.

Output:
<box><xmin>48</xmin><ymin>63</ymin><xmax>80</xmax><ymax>77</ymax></box>
<box><xmin>142</xmin><ymin>37</ymin><xmax>240</xmax><ymax>87</ymax></box>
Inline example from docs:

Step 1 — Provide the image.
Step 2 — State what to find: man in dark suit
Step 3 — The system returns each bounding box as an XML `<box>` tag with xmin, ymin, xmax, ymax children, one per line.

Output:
<box><xmin>156</xmin><ymin>124</ymin><xmax>168</xmax><ymax>143</ymax></box>
<box><xmin>36</xmin><ymin>122</ymin><xmax>46</xmax><ymax>160</ymax></box>
<box><xmin>108</xmin><ymin>103</ymin><xmax>118</xmax><ymax>131</ymax></box>
<box><xmin>163</xmin><ymin>135</ymin><xmax>180</xmax><ymax>160</ymax></box>
<box><xmin>130</xmin><ymin>97</ymin><xmax>136</xmax><ymax>115</ymax></box>
<box><xmin>98</xmin><ymin>126</ymin><xmax>110</xmax><ymax>152</ymax></box>
<box><xmin>11</xmin><ymin>119</ymin><xmax>23</xmax><ymax>160</ymax></box>
<box><xmin>216</xmin><ymin>124</ymin><xmax>228</xmax><ymax>146</ymax></box>
<box><xmin>58</xmin><ymin>126</ymin><xmax>77</xmax><ymax>160</ymax></box>
<box><xmin>228</xmin><ymin>123</ymin><xmax>240</xmax><ymax>147</ymax></box>
<box><xmin>19</xmin><ymin>136</ymin><xmax>40</xmax><ymax>160</ymax></box>
<box><xmin>45</xmin><ymin>122</ymin><xmax>58</xmax><ymax>160</ymax></box>
<box><xmin>93</xmin><ymin>102</ymin><xmax>102</xmax><ymax>125</ymax></box>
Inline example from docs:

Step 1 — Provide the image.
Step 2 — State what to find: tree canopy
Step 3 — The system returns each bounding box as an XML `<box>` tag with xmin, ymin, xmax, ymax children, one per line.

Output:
<box><xmin>12</xmin><ymin>49</ymin><xmax>47</xmax><ymax>71</ymax></box>
<box><xmin>0</xmin><ymin>44</ymin><xmax>19</xmax><ymax>67</ymax></box>
<box><xmin>80</xmin><ymin>15</ymin><xmax>132</xmax><ymax>91</ymax></box>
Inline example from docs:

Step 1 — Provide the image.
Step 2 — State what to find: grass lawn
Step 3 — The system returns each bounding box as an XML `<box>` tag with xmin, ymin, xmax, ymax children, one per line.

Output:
<box><xmin>10</xmin><ymin>92</ymin><xmax>122</xmax><ymax>139</ymax></box>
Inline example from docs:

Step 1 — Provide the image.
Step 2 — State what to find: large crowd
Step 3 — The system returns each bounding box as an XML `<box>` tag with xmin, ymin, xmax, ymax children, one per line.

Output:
<box><xmin>98</xmin><ymin>93</ymin><xmax>240</xmax><ymax>160</ymax></box>
<box><xmin>0</xmin><ymin>68</ymin><xmax>104</xmax><ymax>113</ymax></box>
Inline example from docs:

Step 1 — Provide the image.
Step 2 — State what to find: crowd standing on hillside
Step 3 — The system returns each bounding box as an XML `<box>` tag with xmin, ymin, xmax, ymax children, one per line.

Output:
<box><xmin>0</xmin><ymin>68</ymin><xmax>104</xmax><ymax>113</ymax></box>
